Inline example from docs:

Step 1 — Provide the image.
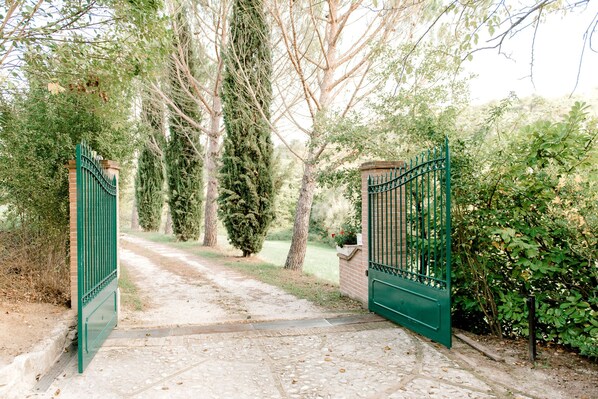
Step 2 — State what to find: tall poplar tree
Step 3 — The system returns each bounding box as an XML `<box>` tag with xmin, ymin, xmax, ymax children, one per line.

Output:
<box><xmin>165</xmin><ymin>7</ymin><xmax>204</xmax><ymax>241</ymax></box>
<box><xmin>135</xmin><ymin>95</ymin><xmax>165</xmax><ymax>231</ymax></box>
<box><xmin>219</xmin><ymin>0</ymin><xmax>274</xmax><ymax>257</ymax></box>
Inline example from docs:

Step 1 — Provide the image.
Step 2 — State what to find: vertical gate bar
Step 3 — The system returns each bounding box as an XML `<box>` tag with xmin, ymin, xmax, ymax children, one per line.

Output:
<box><xmin>86</xmin><ymin>157</ymin><xmax>90</xmax><ymax>298</ymax></box>
<box><xmin>97</xmin><ymin>175</ymin><xmax>100</xmax><ymax>287</ymax></box>
<box><xmin>388</xmin><ymin>172</ymin><xmax>392</xmax><ymax>268</ymax></box>
<box><xmin>108</xmin><ymin>183</ymin><xmax>111</xmax><ymax>278</ymax></box>
<box><xmin>99</xmin><ymin>180</ymin><xmax>102</xmax><ymax>283</ymax></box>
<box><xmin>95</xmin><ymin>166</ymin><xmax>99</xmax><ymax>289</ymax></box>
<box><xmin>92</xmin><ymin>165</ymin><xmax>96</xmax><ymax>295</ymax></box>
<box><xmin>98</xmin><ymin>177</ymin><xmax>102</xmax><ymax>285</ymax></box>
<box><xmin>108</xmin><ymin>181</ymin><xmax>112</xmax><ymax>276</ymax></box>
<box><xmin>84</xmin><ymin>154</ymin><xmax>90</xmax><ymax>300</ymax></box>
<box><xmin>394</xmin><ymin>170</ymin><xmax>397</xmax><ymax>269</ymax></box>
<box><xmin>394</xmin><ymin>168</ymin><xmax>398</xmax><ymax>270</ymax></box>
<box><xmin>379</xmin><ymin>176</ymin><xmax>382</xmax><ymax>267</ymax></box>
<box><xmin>91</xmin><ymin>158</ymin><xmax>95</xmax><ymax>295</ymax></box>
<box><xmin>88</xmin><ymin>164</ymin><xmax>92</xmax><ymax>301</ymax></box>
<box><xmin>434</xmin><ymin>147</ymin><xmax>439</xmax><ymax>284</ymax></box>
<box><xmin>88</xmin><ymin>161</ymin><xmax>92</xmax><ymax>298</ymax></box>
<box><xmin>112</xmin><ymin>176</ymin><xmax>117</xmax><ymax>276</ymax></box>
<box><xmin>89</xmin><ymin>161</ymin><xmax>93</xmax><ymax>296</ymax></box>
<box><xmin>399</xmin><ymin>166</ymin><xmax>403</xmax><ymax>272</ymax></box>
<box><xmin>380</xmin><ymin>173</ymin><xmax>388</xmax><ymax>266</ymax></box>
<box><xmin>368</xmin><ymin>176</ymin><xmax>372</xmax><ymax>270</ymax></box>
<box><xmin>372</xmin><ymin>177</ymin><xmax>375</xmax><ymax>266</ymax></box>
<box><xmin>415</xmin><ymin>155</ymin><xmax>422</xmax><ymax>281</ymax></box>
<box><xmin>106</xmin><ymin>183</ymin><xmax>109</xmax><ymax>278</ymax></box>
<box><xmin>378</xmin><ymin>176</ymin><xmax>381</xmax><ymax>267</ymax></box>
<box><xmin>419</xmin><ymin>160</ymin><xmax>423</xmax><ymax>279</ymax></box>
<box><xmin>445</xmin><ymin>138</ymin><xmax>451</xmax><ymax>291</ymax></box>
<box><xmin>102</xmin><ymin>181</ymin><xmax>106</xmax><ymax>281</ymax></box>
<box><xmin>412</xmin><ymin>161</ymin><xmax>416</xmax><ymax>277</ymax></box>
<box><xmin>81</xmin><ymin>153</ymin><xmax>85</xmax><ymax>301</ymax></box>
<box><xmin>106</xmin><ymin>181</ymin><xmax>109</xmax><ymax>279</ymax></box>
<box><xmin>408</xmin><ymin>161</ymin><xmax>412</xmax><ymax>276</ymax></box>
<box><xmin>385</xmin><ymin>172</ymin><xmax>389</xmax><ymax>268</ymax></box>
<box><xmin>427</xmin><ymin>150</ymin><xmax>431</xmax><ymax>284</ymax></box>
<box><xmin>101</xmin><ymin>180</ymin><xmax>104</xmax><ymax>282</ymax></box>
<box><xmin>96</xmin><ymin>169</ymin><xmax>99</xmax><ymax>287</ymax></box>
<box><xmin>415</xmin><ymin>156</ymin><xmax>420</xmax><ymax>280</ymax></box>
<box><xmin>408</xmin><ymin>164</ymin><xmax>411</xmax><ymax>275</ymax></box>
<box><xmin>104</xmin><ymin>179</ymin><xmax>107</xmax><ymax>281</ymax></box>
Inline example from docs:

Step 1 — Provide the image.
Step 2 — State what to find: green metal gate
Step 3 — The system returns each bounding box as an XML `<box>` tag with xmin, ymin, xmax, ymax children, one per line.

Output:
<box><xmin>368</xmin><ymin>139</ymin><xmax>451</xmax><ymax>348</ymax></box>
<box><xmin>76</xmin><ymin>142</ymin><xmax>118</xmax><ymax>372</ymax></box>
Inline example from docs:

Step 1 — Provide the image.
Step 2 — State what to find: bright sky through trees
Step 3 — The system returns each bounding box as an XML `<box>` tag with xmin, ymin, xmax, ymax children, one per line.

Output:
<box><xmin>466</xmin><ymin>2</ymin><xmax>598</xmax><ymax>103</ymax></box>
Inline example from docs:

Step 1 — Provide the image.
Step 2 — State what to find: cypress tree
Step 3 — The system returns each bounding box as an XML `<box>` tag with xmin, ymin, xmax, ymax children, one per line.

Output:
<box><xmin>219</xmin><ymin>0</ymin><xmax>274</xmax><ymax>257</ymax></box>
<box><xmin>135</xmin><ymin>96</ymin><xmax>165</xmax><ymax>231</ymax></box>
<box><xmin>165</xmin><ymin>8</ymin><xmax>204</xmax><ymax>241</ymax></box>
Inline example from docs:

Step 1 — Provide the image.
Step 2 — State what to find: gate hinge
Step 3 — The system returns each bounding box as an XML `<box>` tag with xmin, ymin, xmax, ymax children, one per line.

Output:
<box><xmin>365</xmin><ymin>269</ymin><xmax>368</xmax><ymax>277</ymax></box>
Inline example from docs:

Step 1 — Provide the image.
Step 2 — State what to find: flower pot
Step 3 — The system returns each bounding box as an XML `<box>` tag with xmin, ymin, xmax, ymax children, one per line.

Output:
<box><xmin>336</xmin><ymin>244</ymin><xmax>359</xmax><ymax>257</ymax></box>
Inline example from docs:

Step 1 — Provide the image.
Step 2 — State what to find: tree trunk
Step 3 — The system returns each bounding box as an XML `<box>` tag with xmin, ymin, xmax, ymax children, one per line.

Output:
<box><xmin>284</xmin><ymin>161</ymin><xmax>317</xmax><ymax>271</ymax></box>
<box><xmin>203</xmin><ymin>105</ymin><xmax>222</xmax><ymax>247</ymax></box>
<box><xmin>131</xmin><ymin>197</ymin><xmax>139</xmax><ymax>230</ymax></box>
<box><xmin>164</xmin><ymin>207</ymin><xmax>173</xmax><ymax>235</ymax></box>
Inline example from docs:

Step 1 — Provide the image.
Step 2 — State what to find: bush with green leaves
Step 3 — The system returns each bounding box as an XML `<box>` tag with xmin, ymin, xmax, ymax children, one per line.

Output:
<box><xmin>323</xmin><ymin>93</ymin><xmax>597</xmax><ymax>357</ymax></box>
<box><xmin>0</xmin><ymin>80</ymin><xmax>135</xmax><ymax>233</ymax></box>
<box><xmin>452</xmin><ymin>102</ymin><xmax>597</xmax><ymax>357</ymax></box>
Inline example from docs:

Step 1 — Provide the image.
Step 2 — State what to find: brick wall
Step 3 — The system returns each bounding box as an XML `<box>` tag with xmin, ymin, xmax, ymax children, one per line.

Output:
<box><xmin>67</xmin><ymin>161</ymin><xmax>77</xmax><ymax>311</ymax></box>
<box><xmin>338</xmin><ymin>245</ymin><xmax>366</xmax><ymax>305</ymax></box>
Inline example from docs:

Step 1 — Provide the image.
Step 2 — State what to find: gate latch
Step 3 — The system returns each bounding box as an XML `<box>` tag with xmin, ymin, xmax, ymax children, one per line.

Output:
<box><xmin>365</xmin><ymin>269</ymin><xmax>368</xmax><ymax>277</ymax></box>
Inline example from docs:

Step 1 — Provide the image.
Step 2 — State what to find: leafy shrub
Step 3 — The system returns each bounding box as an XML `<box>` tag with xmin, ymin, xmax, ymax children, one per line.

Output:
<box><xmin>452</xmin><ymin>102</ymin><xmax>597</xmax><ymax>357</ymax></box>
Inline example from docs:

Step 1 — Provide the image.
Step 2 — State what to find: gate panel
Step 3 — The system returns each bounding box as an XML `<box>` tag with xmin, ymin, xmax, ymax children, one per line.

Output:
<box><xmin>76</xmin><ymin>142</ymin><xmax>118</xmax><ymax>373</ymax></box>
<box><xmin>368</xmin><ymin>139</ymin><xmax>451</xmax><ymax>348</ymax></box>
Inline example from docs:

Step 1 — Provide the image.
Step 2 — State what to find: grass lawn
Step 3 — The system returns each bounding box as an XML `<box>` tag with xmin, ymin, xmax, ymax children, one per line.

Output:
<box><xmin>257</xmin><ymin>240</ymin><xmax>339</xmax><ymax>284</ymax></box>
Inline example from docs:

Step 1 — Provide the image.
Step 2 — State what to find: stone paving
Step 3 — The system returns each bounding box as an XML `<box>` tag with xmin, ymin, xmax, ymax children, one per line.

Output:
<box><xmin>26</xmin><ymin>235</ymin><xmax>554</xmax><ymax>399</ymax></box>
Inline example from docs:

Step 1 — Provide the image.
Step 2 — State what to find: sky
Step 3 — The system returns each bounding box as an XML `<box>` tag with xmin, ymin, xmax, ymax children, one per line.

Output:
<box><xmin>466</xmin><ymin>2</ymin><xmax>598</xmax><ymax>104</ymax></box>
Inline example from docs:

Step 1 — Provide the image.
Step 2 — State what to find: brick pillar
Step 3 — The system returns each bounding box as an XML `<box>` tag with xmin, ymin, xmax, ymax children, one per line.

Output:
<box><xmin>67</xmin><ymin>160</ymin><xmax>120</xmax><ymax>314</ymax></box>
<box><xmin>338</xmin><ymin>246</ymin><xmax>366</xmax><ymax>305</ymax></box>
<box><xmin>67</xmin><ymin>161</ymin><xmax>78</xmax><ymax>312</ymax></box>
<box><xmin>360</xmin><ymin>161</ymin><xmax>406</xmax><ymax>304</ymax></box>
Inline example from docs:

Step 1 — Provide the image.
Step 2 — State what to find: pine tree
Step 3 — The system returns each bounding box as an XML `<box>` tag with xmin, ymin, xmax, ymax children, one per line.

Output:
<box><xmin>165</xmin><ymin>8</ymin><xmax>204</xmax><ymax>242</ymax></box>
<box><xmin>135</xmin><ymin>96</ymin><xmax>165</xmax><ymax>231</ymax></box>
<box><xmin>219</xmin><ymin>0</ymin><xmax>274</xmax><ymax>257</ymax></box>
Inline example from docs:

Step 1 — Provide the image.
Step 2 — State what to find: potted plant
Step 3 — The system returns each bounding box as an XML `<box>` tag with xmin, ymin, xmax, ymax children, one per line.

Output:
<box><xmin>332</xmin><ymin>222</ymin><xmax>358</xmax><ymax>256</ymax></box>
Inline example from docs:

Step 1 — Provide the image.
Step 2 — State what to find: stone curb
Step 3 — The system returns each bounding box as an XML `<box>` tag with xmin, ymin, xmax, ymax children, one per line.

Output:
<box><xmin>0</xmin><ymin>310</ymin><xmax>76</xmax><ymax>399</ymax></box>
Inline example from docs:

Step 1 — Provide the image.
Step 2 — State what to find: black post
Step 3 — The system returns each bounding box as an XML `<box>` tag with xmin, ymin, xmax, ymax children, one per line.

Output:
<box><xmin>527</xmin><ymin>295</ymin><xmax>537</xmax><ymax>362</ymax></box>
